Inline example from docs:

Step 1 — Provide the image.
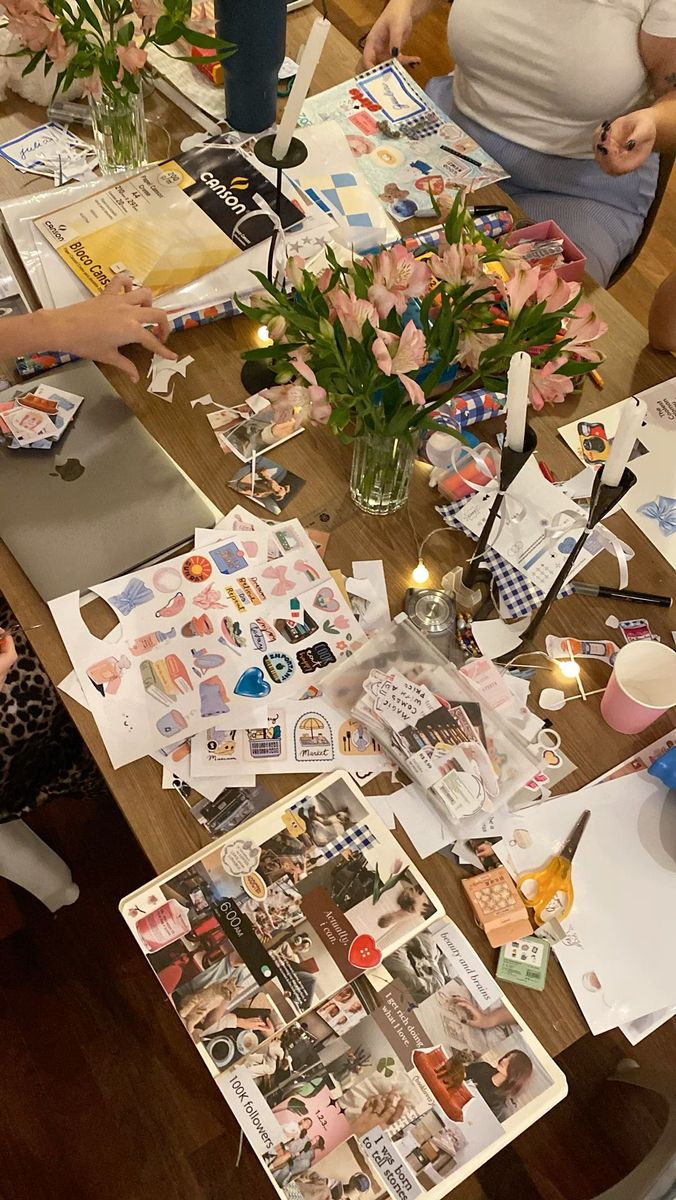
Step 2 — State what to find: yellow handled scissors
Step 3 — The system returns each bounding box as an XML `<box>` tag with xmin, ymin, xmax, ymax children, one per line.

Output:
<box><xmin>517</xmin><ymin>810</ymin><xmax>590</xmax><ymax>925</ymax></box>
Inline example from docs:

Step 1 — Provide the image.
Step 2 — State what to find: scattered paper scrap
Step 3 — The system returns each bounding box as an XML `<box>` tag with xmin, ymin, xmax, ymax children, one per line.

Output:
<box><xmin>147</xmin><ymin>354</ymin><xmax>194</xmax><ymax>399</ymax></box>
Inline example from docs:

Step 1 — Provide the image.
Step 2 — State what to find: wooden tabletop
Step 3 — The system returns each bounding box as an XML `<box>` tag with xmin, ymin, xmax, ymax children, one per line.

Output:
<box><xmin>1</xmin><ymin>8</ymin><xmax>674</xmax><ymax>1058</ymax></box>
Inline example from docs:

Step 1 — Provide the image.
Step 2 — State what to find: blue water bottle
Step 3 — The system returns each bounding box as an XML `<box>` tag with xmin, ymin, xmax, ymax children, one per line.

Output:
<box><xmin>214</xmin><ymin>0</ymin><xmax>287</xmax><ymax>134</ymax></box>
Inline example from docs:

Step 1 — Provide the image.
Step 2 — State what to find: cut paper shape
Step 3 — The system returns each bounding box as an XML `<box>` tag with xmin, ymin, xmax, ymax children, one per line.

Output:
<box><xmin>636</xmin><ymin>495</ymin><xmax>676</xmax><ymax>537</ymax></box>
<box><xmin>199</xmin><ymin>675</ymin><xmax>230</xmax><ymax>717</ymax></box>
<box><xmin>110</xmin><ymin>577</ymin><xmax>154</xmax><ymax>616</ymax></box>
<box><xmin>234</xmin><ymin>667</ymin><xmax>271</xmax><ymax>699</ymax></box>
<box><xmin>263</xmin><ymin>652</ymin><xmax>294</xmax><ymax>683</ymax></box>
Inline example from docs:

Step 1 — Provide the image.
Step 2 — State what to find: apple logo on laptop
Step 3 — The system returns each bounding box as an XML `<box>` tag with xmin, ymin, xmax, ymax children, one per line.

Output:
<box><xmin>50</xmin><ymin>458</ymin><xmax>85</xmax><ymax>482</ymax></box>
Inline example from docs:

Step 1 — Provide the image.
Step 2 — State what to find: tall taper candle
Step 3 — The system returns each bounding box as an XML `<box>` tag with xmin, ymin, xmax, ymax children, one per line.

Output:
<box><xmin>272</xmin><ymin>17</ymin><xmax>330</xmax><ymax>160</ymax></box>
<box><xmin>600</xmin><ymin>396</ymin><xmax>647</xmax><ymax>488</ymax></box>
<box><xmin>505</xmin><ymin>351</ymin><xmax>530</xmax><ymax>453</ymax></box>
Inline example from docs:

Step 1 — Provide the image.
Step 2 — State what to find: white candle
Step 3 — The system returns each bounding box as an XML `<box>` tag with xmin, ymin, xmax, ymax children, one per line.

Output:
<box><xmin>272</xmin><ymin>17</ymin><xmax>330</xmax><ymax>161</ymax></box>
<box><xmin>505</xmin><ymin>351</ymin><xmax>530</xmax><ymax>452</ymax></box>
<box><xmin>601</xmin><ymin>396</ymin><xmax>647</xmax><ymax>487</ymax></box>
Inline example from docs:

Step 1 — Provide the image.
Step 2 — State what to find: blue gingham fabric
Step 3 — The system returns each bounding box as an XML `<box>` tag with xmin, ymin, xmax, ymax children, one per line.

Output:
<box><xmin>436</xmin><ymin>498</ymin><xmax>577</xmax><ymax>619</ymax></box>
<box><xmin>321</xmin><ymin>824</ymin><xmax>377</xmax><ymax>860</ymax></box>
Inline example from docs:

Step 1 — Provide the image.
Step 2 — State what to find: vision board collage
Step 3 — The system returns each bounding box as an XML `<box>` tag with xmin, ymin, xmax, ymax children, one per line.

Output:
<box><xmin>121</xmin><ymin>773</ymin><xmax>565</xmax><ymax>1200</ymax></box>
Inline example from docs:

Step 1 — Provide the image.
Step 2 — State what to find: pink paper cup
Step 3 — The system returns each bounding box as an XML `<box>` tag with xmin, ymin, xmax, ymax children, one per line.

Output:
<box><xmin>601</xmin><ymin>641</ymin><xmax>676</xmax><ymax>734</ymax></box>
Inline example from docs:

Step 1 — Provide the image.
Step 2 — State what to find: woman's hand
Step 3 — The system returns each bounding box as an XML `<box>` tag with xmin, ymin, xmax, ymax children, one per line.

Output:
<box><xmin>0</xmin><ymin>634</ymin><xmax>17</xmax><ymax>690</ymax></box>
<box><xmin>594</xmin><ymin>110</ymin><xmax>657</xmax><ymax>176</ymax></box>
<box><xmin>363</xmin><ymin>0</ymin><xmax>420</xmax><ymax>68</ymax></box>
<box><xmin>45</xmin><ymin>279</ymin><xmax>177</xmax><ymax>384</ymax></box>
<box><xmin>237</xmin><ymin>1015</ymin><xmax>275</xmax><ymax>1033</ymax></box>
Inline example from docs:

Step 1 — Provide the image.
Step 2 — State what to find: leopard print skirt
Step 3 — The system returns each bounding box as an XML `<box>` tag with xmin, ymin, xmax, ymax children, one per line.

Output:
<box><xmin>0</xmin><ymin>595</ymin><xmax>102</xmax><ymax>821</ymax></box>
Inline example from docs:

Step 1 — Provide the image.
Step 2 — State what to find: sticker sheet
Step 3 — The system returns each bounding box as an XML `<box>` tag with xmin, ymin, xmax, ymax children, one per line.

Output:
<box><xmin>190</xmin><ymin>700</ymin><xmax>389</xmax><ymax>778</ymax></box>
<box><xmin>557</xmin><ymin>380</ymin><xmax>676</xmax><ymax>569</ymax></box>
<box><xmin>50</xmin><ymin>526</ymin><xmax>364</xmax><ymax>768</ymax></box>
<box><xmin>120</xmin><ymin>772</ymin><xmax>443</xmax><ymax>1078</ymax></box>
<box><xmin>300</xmin><ymin>59</ymin><xmax>507</xmax><ymax>220</ymax></box>
<box><xmin>218</xmin><ymin>919</ymin><xmax>565</xmax><ymax>1200</ymax></box>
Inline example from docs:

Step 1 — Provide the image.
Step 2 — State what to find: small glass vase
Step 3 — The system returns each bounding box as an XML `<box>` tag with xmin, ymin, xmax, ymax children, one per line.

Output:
<box><xmin>89</xmin><ymin>87</ymin><xmax>148</xmax><ymax>175</ymax></box>
<box><xmin>350</xmin><ymin>433</ymin><xmax>418</xmax><ymax>516</ymax></box>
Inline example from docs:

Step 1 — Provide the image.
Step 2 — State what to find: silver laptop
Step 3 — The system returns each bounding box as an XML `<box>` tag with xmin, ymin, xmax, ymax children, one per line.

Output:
<box><xmin>0</xmin><ymin>360</ymin><xmax>219</xmax><ymax>601</ymax></box>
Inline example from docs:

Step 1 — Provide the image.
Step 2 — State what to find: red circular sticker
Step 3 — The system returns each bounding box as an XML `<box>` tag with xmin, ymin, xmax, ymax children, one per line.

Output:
<box><xmin>182</xmin><ymin>554</ymin><xmax>212</xmax><ymax>583</ymax></box>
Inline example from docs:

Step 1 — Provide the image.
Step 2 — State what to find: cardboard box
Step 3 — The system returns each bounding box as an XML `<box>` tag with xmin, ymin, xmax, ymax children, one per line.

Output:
<box><xmin>506</xmin><ymin>219</ymin><xmax>587</xmax><ymax>283</ymax></box>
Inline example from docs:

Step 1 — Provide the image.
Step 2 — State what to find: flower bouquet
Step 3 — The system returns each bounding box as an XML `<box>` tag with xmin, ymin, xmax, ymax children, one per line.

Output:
<box><xmin>240</xmin><ymin>193</ymin><xmax>606</xmax><ymax>515</ymax></box>
<box><xmin>3</xmin><ymin>0</ymin><xmax>231</xmax><ymax>171</ymax></box>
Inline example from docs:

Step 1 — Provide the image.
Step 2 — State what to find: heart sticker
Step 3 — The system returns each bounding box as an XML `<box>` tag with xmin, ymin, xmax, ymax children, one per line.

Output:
<box><xmin>348</xmin><ymin>933</ymin><xmax>382</xmax><ymax>970</ymax></box>
<box><xmin>313</xmin><ymin>586</ymin><xmax>339</xmax><ymax>612</ymax></box>
<box><xmin>234</xmin><ymin>667</ymin><xmax>271</xmax><ymax>698</ymax></box>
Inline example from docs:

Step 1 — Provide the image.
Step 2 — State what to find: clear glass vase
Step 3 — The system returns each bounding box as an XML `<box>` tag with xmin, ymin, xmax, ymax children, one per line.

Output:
<box><xmin>89</xmin><ymin>87</ymin><xmax>148</xmax><ymax>175</ymax></box>
<box><xmin>350</xmin><ymin>433</ymin><xmax>418</xmax><ymax>516</ymax></box>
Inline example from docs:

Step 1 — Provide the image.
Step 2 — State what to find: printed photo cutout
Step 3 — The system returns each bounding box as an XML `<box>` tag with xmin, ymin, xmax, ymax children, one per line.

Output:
<box><xmin>222</xmin><ymin>409</ymin><xmax>303</xmax><ymax>462</ymax></box>
<box><xmin>189</xmin><ymin>783</ymin><xmax>278</xmax><ymax>840</ymax></box>
<box><xmin>229</xmin><ymin>455</ymin><xmax>306</xmax><ymax>516</ymax></box>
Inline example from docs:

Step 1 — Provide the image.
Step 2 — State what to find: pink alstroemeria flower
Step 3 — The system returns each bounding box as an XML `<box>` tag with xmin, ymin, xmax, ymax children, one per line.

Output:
<box><xmin>328</xmin><ymin>288</ymin><xmax>379</xmax><ymax>340</ymax></box>
<box><xmin>372</xmin><ymin>320</ymin><xmax>427</xmax><ymax>406</ymax></box>
<box><xmin>529</xmin><ymin>359</ymin><xmax>575</xmax><ymax>409</ymax></box>
<box><xmin>267</xmin><ymin>315</ymin><xmax>287</xmax><ymax>341</ymax></box>
<box><xmin>117</xmin><ymin>42</ymin><xmax>148</xmax><ymax>79</ymax></box>
<box><xmin>564</xmin><ymin>303</ymin><xmax>608</xmax><ymax>360</ymax></box>
<box><xmin>4</xmin><ymin>0</ymin><xmax>55</xmax><ymax>51</ymax></box>
<box><xmin>46</xmin><ymin>24</ymin><xmax>74</xmax><ymax>66</ymax></box>
<box><xmin>81</xmin><ymin>68</ymin><xmax>104</xmax><ymax>102</ymax></box>
<box><xmin>429</xmin><ymin>241</ymin><xmax>483</xmax><ymax>288</ymax></box>
<box><xmin>286</xmin><ymin>255</ymin><xmax>306</xmax><ymax>290</ymax></box>
<box><xmin>457</xmin><ymin>328</ymin><xmax>500</xmax><ymax>371</ymax></box>
<box><xmin>535</xmin><ymin>270</ymin><xmax>580</xmax><ymax>313</ymax></box>
<box><xmin>132</xmin><ymin>0</ymin><xmax>164</xmax><ymax>34</ymax></box>
<box><xmin>497</xmin><ymin>263</ymin><xmax>542</xmax><ymax>315</ymax></box>
<box><xmin>367</xmin><ymin>244</ymin><xmax>431</xmax><ymax>318</ymax></box>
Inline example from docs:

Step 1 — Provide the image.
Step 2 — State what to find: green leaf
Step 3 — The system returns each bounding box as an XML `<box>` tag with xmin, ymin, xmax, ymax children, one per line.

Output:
<box><xmin>178</xmin><ymin>23</ymin><xmax>233</xmax><ymax>52</ymax></box>
<box><xmin>21</xmin><ymin>49</ymin><xmax>46</xmax><ymax>78</ymax></box>
<box><xmin>117</xmin><ymin>20</ymin><xmax>134</xmax><ymax>46</ymax></box>
<box><xmin>76</xmin><ymin>0</ymin><xmax>104</xmax><ymax>36</ymax></box>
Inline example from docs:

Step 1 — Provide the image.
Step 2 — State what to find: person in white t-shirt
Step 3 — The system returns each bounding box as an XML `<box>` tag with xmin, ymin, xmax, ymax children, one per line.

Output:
<box><xmin>363</xmin><ymin>0</ymin><xmax>676</xmax><ymax>285</ymax></box>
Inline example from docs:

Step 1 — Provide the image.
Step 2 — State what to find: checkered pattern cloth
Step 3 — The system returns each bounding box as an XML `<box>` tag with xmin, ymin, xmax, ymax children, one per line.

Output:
<box><xmin>436</xmin><ymin>497</ymin><xmax>577</xmax><ymax>620</ymax></box>
<box><xmin>321</xmin><ymin>824</ymin><xmax>377</xmax><ymax>860</ymax></box>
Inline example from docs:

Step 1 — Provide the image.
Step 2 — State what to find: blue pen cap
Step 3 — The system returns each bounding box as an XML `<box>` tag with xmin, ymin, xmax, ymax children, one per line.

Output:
<box><xmin>647</xmin><ymin>746</ymin><xmax>676</xmax><ymax>788</ymax></box>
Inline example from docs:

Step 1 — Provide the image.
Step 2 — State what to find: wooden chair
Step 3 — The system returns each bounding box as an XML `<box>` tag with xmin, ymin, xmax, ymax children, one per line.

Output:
<box><xmin>590</xmin><ymin>1060</ymin><xmax>676</xmax><ymax>1200</ymax></box>
<box><xmin>609</xmin><ymin>152</ymin><xmax>676</xmax><ymax>288</ymax></box>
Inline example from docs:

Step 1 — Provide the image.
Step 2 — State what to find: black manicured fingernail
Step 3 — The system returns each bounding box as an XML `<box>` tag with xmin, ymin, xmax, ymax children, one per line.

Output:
<box><xmin>601</xmin><ymin>120</ymin><xmax>611</xmax><ymax>131</ymax></box>
<box><xmin>596</xmin><ymin>143</ymin><xmax>608</xmax><ymax>155</ymax></box>
<box><xmin>600</xmin><ymin>130</ymin><xmax>607</xmax><ymax>141</ymax></box>
<box><xmin>391</xmin><ymin>46</ymin><xmax>399</xmax><ymax>56</ymax></box>
<box><xmin>626</xmin><ymin>139</ymin><xmax>636</xmax><ymax>151</ymax></box>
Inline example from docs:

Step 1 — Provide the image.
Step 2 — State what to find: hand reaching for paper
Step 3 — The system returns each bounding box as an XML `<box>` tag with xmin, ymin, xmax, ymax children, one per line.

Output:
<box><xmin>47</xmin><ymin>276</ymin><xmax>177</xmax><ymax>384</ymax></box>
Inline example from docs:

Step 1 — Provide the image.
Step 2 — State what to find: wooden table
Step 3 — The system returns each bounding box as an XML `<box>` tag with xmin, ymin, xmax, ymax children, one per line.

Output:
<box><xmin>1</xmin><ymin>8</ymin><xmax>674</xmax><ymax>1059</ymax></box>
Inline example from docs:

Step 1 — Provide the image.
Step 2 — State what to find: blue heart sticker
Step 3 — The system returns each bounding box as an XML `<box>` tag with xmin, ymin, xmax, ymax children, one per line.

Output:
<box><xmin>234</xmin><ymin>667</ymin><xmax>271</xmax><ymax>698</ymax></box>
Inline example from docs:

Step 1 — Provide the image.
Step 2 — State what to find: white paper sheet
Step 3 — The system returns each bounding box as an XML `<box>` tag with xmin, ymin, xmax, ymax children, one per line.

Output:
<box><xmin>488</xmin><ymin>773</ymin><xmax>676</xmax><ymax>1034</ymax></box>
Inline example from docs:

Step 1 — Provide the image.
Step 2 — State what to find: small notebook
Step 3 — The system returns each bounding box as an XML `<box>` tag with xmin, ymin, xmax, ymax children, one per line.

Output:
<box><xmin>300</xmin><ymin>58</ymin><xmax>508</xmax><ymax>220</ymax></box>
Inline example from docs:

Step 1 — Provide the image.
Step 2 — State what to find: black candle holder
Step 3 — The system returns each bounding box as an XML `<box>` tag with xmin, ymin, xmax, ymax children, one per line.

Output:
<box><xmin>495</xmin><ymin>464</ymin><xmax>638</xmax><ymax>662</ymax></box>
<box><xmin>463</xmin><ymin>423</ymin><xmax>538</xmax><ymax>589</ymax></box>
<box><xmin>240</xmin><ymin>134</ymin><xmax>308</xmax><ymax>397</ymax></box>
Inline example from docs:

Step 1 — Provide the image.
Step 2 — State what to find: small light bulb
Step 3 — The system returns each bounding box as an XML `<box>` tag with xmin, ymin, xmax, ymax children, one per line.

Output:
<box><xmin>412</xmin><ymin>560</ymin><xmax>430</xmax><ymax>585</ymax></box>
<box><xmin>257</xmin><ymin>324</ymin><xmax>270</xmax><ymax>343</ymax></box>
<box><xmin>557</xmin><ymin>658</ymin><xmax>580</xmax><ymax>678</ymax></box>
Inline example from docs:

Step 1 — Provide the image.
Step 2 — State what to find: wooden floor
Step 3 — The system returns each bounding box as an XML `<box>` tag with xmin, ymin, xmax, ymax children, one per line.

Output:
<box><xmin>323</xmin><ymin>0</ymin><xmax>676</xmax><ymax>332</ymax></box>
<box><xmin>0</xmin><ymin>787</ymin><xmax>672</xmax><ymax>1200</ymax></box>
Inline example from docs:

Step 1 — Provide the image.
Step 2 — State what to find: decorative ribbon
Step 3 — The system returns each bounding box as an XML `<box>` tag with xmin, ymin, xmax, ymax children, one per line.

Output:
<box><xmin>536</xmin><ymin>508</ymin><xmax>632</xmax><ymax>591</ymax></box>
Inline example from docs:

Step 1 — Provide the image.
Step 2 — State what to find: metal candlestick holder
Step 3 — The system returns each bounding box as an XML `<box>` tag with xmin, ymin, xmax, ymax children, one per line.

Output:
<box><xmin>495</xmin><ymin>464</ymin><xmax>637</xmax><ymax>662</ymax></box>
<box><xmin>240</xmin><ymin>134</ymin><xmax>308</xmax><ymax>396</ymax></box>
